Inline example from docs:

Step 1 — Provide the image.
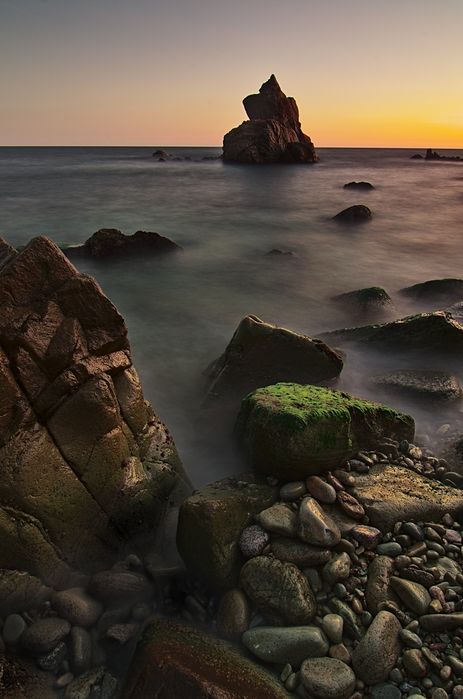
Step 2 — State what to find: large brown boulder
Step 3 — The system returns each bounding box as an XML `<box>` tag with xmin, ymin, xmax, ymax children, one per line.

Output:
<box><xmin>205</xmin><ymin>315</ymin><xmax>343</xmax><ymax>403</ymax></box>
<box><xmin>223</xmin><ymin>75</ymin><xmax>317</xmax><ymax>164</ymax></box>
<box><xmin>0</xmin><ymin>236</ymin><xmax>190</xmax><ymax>585</ymax></box>
<box><xmin>121</xmin><ymin>618</ymin><xmax>291</xmax><ymax>699</ymax></box>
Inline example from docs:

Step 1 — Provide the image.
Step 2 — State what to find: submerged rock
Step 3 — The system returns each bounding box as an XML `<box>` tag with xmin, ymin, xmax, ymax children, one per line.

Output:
<box><xmin>333</xmin><ymin>205</ymin><xmax>372</xmax><ymax>223</ymax></box>
<box><xmin>121</xmin><ymin>618</ymin><xmax>290</xmax><ymax>699</ymax></box>
<box><xmin>400</xmin><ymin>278</ymin><xmax>463</xmax><ymax>306</ymax></box>
<box><xmin>320</xmin><ymin>310</ymin><xmax>463</xmax><ymax>358</ymax></box>
<box><xmin>204</xmin><ymin>314</ymin><xmax>343</xmax><ymax>402</ymax></box>
<box><xmin>176</xmin><ymin>474</ymin><xmax>276</xmax><ymax>589</ymax></box>
<box><xmin>0</xmin><ymin>236</ymin><xmax>190</xmax><ymax>584</ymax></box>
<box><xmin>370</xmin><ymin>369</ymin><xmax>462</xmax><ymax>407</ymax></box>
<box><xmin>332</xmin><ymin>286</ymin><xmax>393</xmax><ymax>319</ymax></box>
<box><xmin>66</xmin><ymin>228</ymin><xmax>181</xmax><ymax>259</ymax></box>
<box><xmin>223</xmin><ymin>74</ymin><xmax>317</xmax><ymax>164</ymax></box>
<box><xmin>236</xmin><ymin>383</ymin><xmax>414</xmax><ymax>478</ymax></box>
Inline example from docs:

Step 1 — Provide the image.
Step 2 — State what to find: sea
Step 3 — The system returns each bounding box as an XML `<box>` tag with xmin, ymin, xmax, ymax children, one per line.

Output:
<box><xmin>1</xmin><ymin>146</ymin><xmax>462</xmax><ymax>485</ymax></box>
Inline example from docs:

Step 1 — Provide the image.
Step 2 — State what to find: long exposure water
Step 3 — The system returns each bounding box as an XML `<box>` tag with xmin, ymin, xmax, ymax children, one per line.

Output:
<box><xmin>1</xmin><ymin>146</ymin><xmax>462</xmax><ymax>485</ymax></box>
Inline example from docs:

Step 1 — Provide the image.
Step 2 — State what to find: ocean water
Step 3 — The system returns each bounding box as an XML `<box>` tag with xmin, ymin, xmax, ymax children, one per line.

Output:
<box><xmin>1</xmin><ymin>145</ymin><xmax>462</xmax><ymax>485</ymax></box>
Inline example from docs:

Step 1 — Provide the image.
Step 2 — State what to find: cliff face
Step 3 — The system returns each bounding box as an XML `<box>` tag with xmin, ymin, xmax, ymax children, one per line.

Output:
<box><xmin>0</xmin><ymin>236</ymin><xmax>190</xmax><ymax>586</ymax></box>
<box><xmin>223</xmin><ymin>75</ymin><xmax>317</xmax><ymax>164</ymax></box>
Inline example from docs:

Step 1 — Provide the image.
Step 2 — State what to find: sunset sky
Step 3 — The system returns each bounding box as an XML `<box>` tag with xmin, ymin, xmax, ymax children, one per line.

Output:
<box><xmin>1</xmin><ymin>0</ymin><xmax>462</xmax><ymax>147</ymax></box>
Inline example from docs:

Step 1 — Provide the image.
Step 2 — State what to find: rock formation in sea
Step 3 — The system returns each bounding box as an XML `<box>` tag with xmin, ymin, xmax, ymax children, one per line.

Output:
<box><xmin>0</xmin><ymin>236</ymin><xmax>190</xmax><ymax>587</ymax></box>
<box><xmin>222</xmin><ymin>74</ymin><xmax>318</xmax><ymax>164</ymax></box>
<box><xmin>65</xmin><ymin>228</ymin><xmax>181</xmax><ymax>260</ymax></box>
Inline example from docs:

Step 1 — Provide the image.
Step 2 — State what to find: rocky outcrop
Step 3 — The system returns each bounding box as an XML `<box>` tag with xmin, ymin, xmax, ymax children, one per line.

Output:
<box><xmin>204</xmin><ymin>315</ymin><xmax>343</xmax><ymax>403</ymax></box>
<box><xmin>332</xmin><ymin>287</ymin><xmax>393</xmax><ymax>320</ymax></box>
<box><xmin>66</xmin><ymin>228</ymin><xmax>181</xmax><ymax>260</ymax></box>
<box><xmin>0</xmin><ymin>236</ymin><xmax>190</xmax><ymax>585</ymax></box>
<box><xmin>121</xmin><ymin>618</ymin><xmax>291</xmax><ymax>699</ymax></box>
<box><xmin>236</xmin><ymin>383</ymin><xmax>414</xmax><ymax>479</ymax></box>
<box><xmin>400</xmin><ymin>278</ymin><xmax>463</xmax><ymax>306</ymax></box>
<box><xmin>425</xmin><ymin>149</ymin><xmax>463</xmax><ymax>162</ymax></box>
<box><xmin>369</xmin><ymin>369</ymin><xmax>463</xmax><ymax>407</ymax></box>
<box><xmin>223</xmin><ymin>75</ymin><xmax>317</xmax><ymax>164</ymax></box>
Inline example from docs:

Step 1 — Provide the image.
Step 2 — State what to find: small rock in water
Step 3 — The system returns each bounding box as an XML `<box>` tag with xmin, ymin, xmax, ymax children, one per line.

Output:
<box><xmin>52</xmin><ymin>588</ymin><xmax>103</xmax><ymax>628</ymax></box>
<box><xmin>21</xmin><ymin>617</ymin><xmax>71</xmax><ymax>655</ymax></box>
<box><xmin>216</xmin><ymin>589</ymin><xmax>250</xmax><ymax>640</ymax></box>
<box><xmin>280</xmin><ymin>481</ymin><xmax>307</xmax><ymax>501</ymax></box>
<box><xmin>2</xmin><ymin>613</ymin><xmax>27</xmax><ymax>645</ymax></box>
<box><xmin>239</xmin><ymin>524</ymin><xmax>270</xmax><ymax>558</ymax></box>
<box><xmin>70</xmin><ymin>627</ymin><xmax>92</xmax><ymax>674</ymax></box>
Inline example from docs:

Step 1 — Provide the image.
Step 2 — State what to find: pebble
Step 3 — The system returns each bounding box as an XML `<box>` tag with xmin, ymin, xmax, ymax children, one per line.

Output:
<box><xmin>329</xmin><ymin>643</ymin><xmax>351</xmax><ymax>664</ymax></box>
<box><xmin>321</xmin><ymin>614</ymin><xmax>344</xmax><ymax>644</ymax></box>
<box><xmin>2</xmin><ymin>613</ymin><xmax>27</xmax><ymax>644</ymax></box>
<box><xmin>322</xmin><ymin>553</ymin><xmax>351</xmax><ymax>586</ymax></box>
<box><xmin>64</xmin><ymin>666</ymin><xmax>105</xmax><ymax>699</ymax></box>
<box><xmin>257</xmin><ymin>503</ymin><xmax>298</xmax><ymax>537</ymax></box>
<box><xmin>306</xmin><ymin>476</ymin><xmax>337</xmax><ymax>504</ymax></box>
<box><xmin>21</xmin><ymin>617</ymin><xmax>71</xmax><ymax>655</ymax></box>
<box><xmin>336</xmin><ymin>490</ymin><xmax>365</xmax><ymax>519</ymax></box>
<box><xmin>239</xmin><ymin>524</ymin><xmax>269</xmax><ymax>558</ymax></box>
<box><xmin>89</xmin><ymin>570</ymin><xmax>153</xmax><ymax>605</ymax></box>
<box><xmin>402</xmin><ymin>648</ymin><xmax>428</xmax><ymax>678</ymax></box>
<box><xmin>280</xmin><ymin>481</ymin><xmax>307</xmax><ymax>501</ymax></box>
<box><xmin>371</xmin><ymin>684</ymin><xmax>402</xmax><ymax>699</ymax></box>
<box><xmin>400</xmin><ymin>629</ymin><xmax>423</xmax><ymax>648</ymax></box>
<box><xmin>352</xmin><ymin>611</ymin><xmax>401</xmax><ymax>684</ymax></box>
<box><xmin>55</xmin><ymin>673</ymin><xmax>74</xmax><ymax>689</ymax></box>
<box><xmin>271</xmin><ymin>537</ymin><xmax>331</xmax><ymax>567</ymax></box>
<box><xmin>329</xmin><ymin>597</ymin><xmax>363</xmax><ymax>640</ymax></box>
<box><xmin>216</xmin><ymin>588</ymin><xmax>250</xmax><ymax>640</ymax></box>
<box><xmin>350</xmin><ymin>524</ymin><xmax>382</xmax><ymax>550</ymax></box>
<box><xmin>70</xmin><ymin>627</ymin><xmax>92</xmax><ymax>674</ymax></box>
<box><xmin>377</xmin><ymin>542</ymin><xmax>403</xmax><ymax>557</ymax></box>
<box><xmin>37</xmin><ymin>640</ymin><xmax>67</xmax><ymax>672</ymax></box>
<box><xmin>301</xmin><ymin>657</ymin><xmax>356</xmax><ymax>699</ymax></box>
<box><xmin>298</xmin><ymin>497</ymin><xmax>341</xmax><ymax>548</ymax></box>
<box><xmin>51</xmin><ymin>588</ymin><xmax>103</xmax><ymax>628</ymax></box>
<box><xmin>402</xmin><ymin>522</ymin><xmax>425</xmax><ymax>541</ymax></box>
<box><xmin>242</xmin><ymin>625</ymin><xmax>329</xmax><ymax>665</ymax></box>
<box><xmin>390</xmin><ymin>577</ymin><xmax>431</xmax><ymax>615</ymax></box>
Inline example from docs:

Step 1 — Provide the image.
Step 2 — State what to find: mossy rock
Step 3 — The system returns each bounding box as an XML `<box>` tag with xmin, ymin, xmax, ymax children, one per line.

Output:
<box><xmin>176</xmin><ymin>474</ymin><xmax>277</xmax><ymax>590</ymax></box>
<box><xmin>121</xmin><ymin>618</ymin><xmax>291</xmax><ymax>699</ymax></box>
<box><xmin>236</xmin><ymin>383</ymin><xmax>414</xmax><ymax>479</ymax></box>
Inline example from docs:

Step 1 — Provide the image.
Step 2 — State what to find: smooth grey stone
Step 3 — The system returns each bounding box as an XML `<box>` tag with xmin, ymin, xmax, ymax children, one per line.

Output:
<box><xmin>402</xmin><ymin>522</ymin><xmax>425</xmax><ymax>541</ymax></box>
<box><xmin>301</xmin><ymin>657</ymin><xmax>356</xmax><ymax>699</ymax></box>
<box><xmin>52</xmin><ymin>588</ymin><xmax>103</xmax><ymax>628</ymax></box>
<box><xmin>242</xmin><ymin>625</ymin><xmax>329</xmax><ymax>666</ymax></box>
<box><xmin>371</xmin><ymin>683</ymin><xmax>402</xmax><ymax>699</ymax></box>
<box><xmin>329</xmin><ymin>597</ymin><xmax>363</xmax><ymax>640</ymax></box>
<box><xmin>21</xmin><ymin>617</ymin><xmax>71</xmax><ymax>655</ymax></box>
<box><xmin>390</xmin><ymin>577</ymin><xmax>431</xmax><ymax>615</ymax></box>
<box><xmin>322</xmin><ymin>553</ymin><xmax>351</xmax><ymax>586</ymax></box>
<box><xmin>352</xmin><ymin>611</ymin><xmax>401</xmax><ymax>684</ymax></box>
<box><xmin>70</xmin><ymin>626</ymin><xmax>92</xmax><ymax>674</ymax></box>
<box><xmin>377</xmin><ymin>542</ymin><xmax>403</xmax><ymax>557</ymax></box>
<box><xmin>400</xmin><ymin>629</ymin><xmax>423</xmax><ymax>648</ymax></box>
<box><xmin>2</xmin><ymin>613</ymin><xmax>26</xmax><ymax>644</ymax></box>
<box><xmin>298</xmin><ymin>497</ymin><xmax>341</xmax><ymax>548</ymax></box>
<box><xmin>322</xmin><ymin>614</ymin><xmax>343</xmax><ymax>644</ymax></box>
<box><xmin>257</xmin><ymin>503</ymin><xmax>298</xmax><ymax>537</ymax></box>
<box><xmin>280</xmin><ymin>481</ymin><xmax>307</xmax><ymax>501</ymax></box>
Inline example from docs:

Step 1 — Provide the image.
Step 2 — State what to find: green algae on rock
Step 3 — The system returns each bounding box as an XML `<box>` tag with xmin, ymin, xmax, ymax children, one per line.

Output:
<box><xmin>236</xmin><ymin>383</ymin><xmax>414</xmax><ymax>478</ymax></box>
<box><xmin>121</xmin><ymin>618</ymin><xmax>291</xmax><ymax>699</ymax></box>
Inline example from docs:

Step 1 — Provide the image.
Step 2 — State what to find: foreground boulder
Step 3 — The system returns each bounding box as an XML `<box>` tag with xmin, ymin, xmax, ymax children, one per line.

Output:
<box><xmin>205</xmin><ymin>315</ymin><xmax>343</xmax><ymax>402</ymax></box>
<box><xmin>236</xmin><ymin>383</ymin><xmax>414</xmax><ymax>479</ymax></box>
<box><xmin>223</xmin><ymin>75</ymin><xmax>317</xmax><ymax>164</ymax></box>
<box><xmin>369</xmin><ymin>369</ymin><xmax>462</xmax><ymax>407</ymax></box>
<box><xmin>320</xmin><ymin>310</ymin><xmax>463</xmax><ymax>359</ymax></box>
<box><xmin>121</xmin><ymin>618</ymin><xmax>291</xmax><ymax>699</ymax></box>
<box><xmin>66</xmin><ymin>228</ymin><xmax>180</xmax><ymax>259</ymax></box>
<box><xmin>400</xmin><ymin>278</ymin><xmax>463</xmax><ymax>306</ymax></box>
<box><xmin>176</xmin><ymin>475</ymin><xmax>276</xmax><ymax>589</ymax></box>
<box><xmin>0</xmin><ymin>236</ymin><xmax>190</xmax><ymax>584</ymax></box>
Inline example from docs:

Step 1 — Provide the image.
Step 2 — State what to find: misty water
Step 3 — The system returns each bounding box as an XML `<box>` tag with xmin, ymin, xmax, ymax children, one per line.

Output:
<box><xmin>1</xmin><ymin>146</ymin><xmax>463</xmax><ymax>486</ymax></box>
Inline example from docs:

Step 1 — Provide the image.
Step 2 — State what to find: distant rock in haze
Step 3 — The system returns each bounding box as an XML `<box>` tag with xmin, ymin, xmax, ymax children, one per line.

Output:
<box><xmin>223</xmin><ymin>75</ymin><xmax>317</xmax><ymax>164</ymax></box>
<box><xmin>343</xmin><ymin>181</ymin><xmax>375</xmax><ymax>190</ymax></box>
<box><xmin>333</xmin><ymin>205</ymin><xmax>372</xmax><ymax>224</ymax></box>
<box><xmin>66</xmin><ymin>229</ymin><xmax>181</xmax><ymax>260</ymax></box>
<box><xmin>410</xmin><ymin>149</ymin><xmax>463</xmax><ymax>162</ymax></box>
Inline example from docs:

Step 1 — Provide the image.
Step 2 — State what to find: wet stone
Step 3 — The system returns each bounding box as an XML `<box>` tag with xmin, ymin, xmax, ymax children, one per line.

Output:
<box><xmin>70</xmin><ymin>627</ymin><xmax>92</xmax><ymax>674</ymax></box>
<box><xmin>51</xmin><ymin>588</ymin><xmax>103</xmax><ymax>628</ymax></box>
<box><xmin>337</xmin><ymin>490</ymin><xmax>365</xmax><ymax>519</ymax></box>
<box><xmin>301</xmin><ymin>657</ymin><xmax>356</xmax><ymax>699</ymax></box>
<box><xmin>2</xmin><ymin>613</ymin><xmax>27</xmax><ymax>645</ymax></box>
<box><xmin>298</xmin><ymin>497</ymin><xmax>341</xmax><ymax>548</ymax></box>
<box><xmin>306</xmin><ymin>476</ymin><xmax>337</xmax><ymax>504</ymax></box>
<box><xmin>257</xmin><ymin>503</ymin><xmax>298</xmax><ymax>537</ymax></box>
<box><xmin>376</xmin><ymin>542</ymin><xmax>403</xmax><ymax>557</ymax></box>
<box><xmin>271</xmin><ymin>537</ymin><xmax>331</xmax><ymax>567</ymax></box>
<box><xmin>371</xmin><ymin>685</ymin><xmax>402</xmax><ymax>699</ymax></box>
<box><xmin>216</xmin><ymin>588</ymin><xmax>250</xmax><ymax>640</ymax></box>
<box><xmin>350</xmin><ymin>524</ymin><xmax>382</xmax><ymax>549</ymax></box>
<box><xmin>242</xmin><ymin>625</ymin><xmax>329</xmax><ymax>666</ymax></box>
<box><xmin>280</xmin><ymin>481</ymin><xmax>307</xmax><ymax>501</ymax></box>
<box><xmin>37</xmin><ymin>640</ymin><xmax>67</xmax><ymax>673</ymax></box>
<box><xmin>402</xmin><ymin>648</ymin><xmax>428</xmax><ymax>678</ymax></box>
<box><xmin>322</xmin><ymin>553</ymin><xmax>351</xmax><ymax>586</ymax></box>
<box><xmin>322</xmin><ymin>613</ymin><xmax>344</xmax><ymax>644</ymax></box>
<box><xmin>21</xmin><ymin>617</ymin><xmax>71</xmax><ymax>655</ymax></box>
<box><xmin>390</xmin><ymin>577</ymin><xmax>431</xmax><ymax>615</ymax></box>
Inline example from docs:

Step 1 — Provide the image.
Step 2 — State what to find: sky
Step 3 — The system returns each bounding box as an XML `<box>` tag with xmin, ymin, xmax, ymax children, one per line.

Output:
<box><xmin>1</xmin><ymin>0</ymin><xmax>462</xmax><ymax>147</ymax></box>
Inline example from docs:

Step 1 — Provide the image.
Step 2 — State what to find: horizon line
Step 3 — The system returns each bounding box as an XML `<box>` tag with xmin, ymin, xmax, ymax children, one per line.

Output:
<box><xmin>1</xmin><ymin>144</ymin><xmax>462</xmax><ymax>150</ymax></box>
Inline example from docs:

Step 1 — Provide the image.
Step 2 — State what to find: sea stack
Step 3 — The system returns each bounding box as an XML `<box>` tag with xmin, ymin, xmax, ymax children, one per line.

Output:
<box><xmin>223</xmin><ymin>74</ymin><xmax>317</xmax><ymax>164</ymax></box>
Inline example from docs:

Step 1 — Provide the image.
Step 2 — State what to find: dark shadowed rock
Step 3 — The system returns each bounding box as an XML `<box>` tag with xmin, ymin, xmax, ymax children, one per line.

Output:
<box><xmin>236</xmin><ymin>383</ymin><xmax>414</xmax><ymax>479</ymax></box>
<box><xmin>204</xmin><ymin>315</ymin><xmax>343</xmax><ymax>403</ymax></box>
<box><xmin>320</xmin><ymin>311</ymin><xmax>463</xmax><ymax>359</ymax></box>
<box><xmin>351</xmin><ymin>464</ymin><xmax>463</xmax><ymax>531</ymax></box>
<box><xmin>332</xmin><ymin>286</ymin><xmax>393</xmax><ymax>320</ymax></box>
<box><xmin>400</xmin><ymin>278</ymin><xmax>463</xmax><ymax>306</ymax></box>
<box><xmin>0</xmin><ymin>236</ymin><xmax>190</xmax><ymax>584</ymax></box>
<box><xmin>0</xmin><ymin>655</ymin><xmax>56</xmax><ymax>699</ymax></box>
<box><xmin>370</xmin><ymin>369</ymin><xmax>462</xmax><ymax>407</ymax></box>
<box><xmin>424</xmin><ymin>148</ymin><xmax>463</xmax><ymax>162</ymax></box>
<box><xmin>333</xmin><ymin>205</ymin><xmax>372</xmax><ymax>223</ymax></box>
<box><xmin>121</xmin><ymin>618</ymin><xmax>291</xmax><ymax>699</ymax></box>
<box><xmin>66</xmin><ymin>228</ymin><xmax>180</xmax><ymax>260</ymax></box>
<box><xmin>343</xmin><ymin>181</ymin><xmax>375</xmax><ymax>190</ymax></box>
<box><xmin>176</xmin><ymin>474</ymin><xmax>277</xmax><ymax>589</ymax></box>
<box><xmin>223</xmin><ymin>75</ymin><xmax>317</xmax><ymax>164</ymax></box>
<box><xmin>0</xmin><ymin>570</ymin><xmax>51</xmax><ymax>616</ymax></box>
